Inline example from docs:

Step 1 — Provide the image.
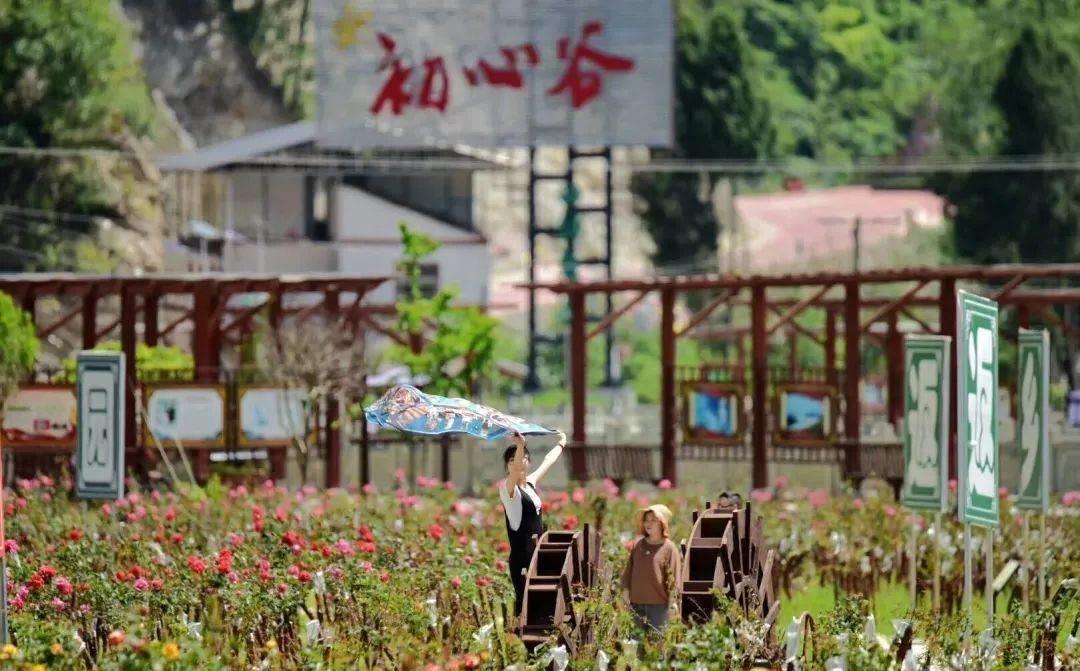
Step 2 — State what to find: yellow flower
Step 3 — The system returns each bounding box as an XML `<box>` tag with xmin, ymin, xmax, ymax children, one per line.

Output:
<box><xmin>162</xmin><ymin>642</ymin><xmax>181</xmax><ymax>661</ymax></box>
<box><xmin>32</xmin><ymin>665</ymin><xmax>46</xmax><ymax>671</ymax></box>
<box><xmin>264</xmin><ymin>639</ymin><xmax>277</xmax><ymax>652</ymax></box>
<box><xmin>0</xmin><ymin>643</ymin><xmax>17</xmax><ymax>659</ymax></box>
<box><xmin>50</xmin><ymin>642</ymin><xmax>63</xmax><ymax>655</ymax></box>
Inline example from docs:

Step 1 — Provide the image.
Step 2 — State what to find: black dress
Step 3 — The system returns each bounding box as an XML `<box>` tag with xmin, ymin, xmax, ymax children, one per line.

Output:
<box><xmin>504</xmin><ymin>481</ymin><xmax>545</xmax><ymax>616</ymax></box>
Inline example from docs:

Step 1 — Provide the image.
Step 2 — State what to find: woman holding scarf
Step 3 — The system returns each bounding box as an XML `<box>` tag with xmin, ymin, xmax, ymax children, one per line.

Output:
<box><xmin>499</xmin><ymin>430</ymin><xmax>566</xmax><ymax>620</ymax></box>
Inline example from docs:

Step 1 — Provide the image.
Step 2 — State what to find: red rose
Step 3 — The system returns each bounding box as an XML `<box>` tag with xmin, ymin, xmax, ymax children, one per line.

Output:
<box><xmin>216</xmin><ymin>549</ymin><xmax>233</xmax><ymax>575</ymax></box>
<box><xmin>427</xmin><ymin>524</ymin><xmax>445</xmax><ymax>542</ymax></box>
<box><xmin>496</xmin><ymin>541</ymin><xmax>510</xmax><ymax>554</ymax></box>
<box><xmin>38</xmin><ymin>565</ymin><xmax>57</xmax><ymax>581</ymax></box>
<box><xmin>108</xmin><ymin>630</ymin><xmax>126</xmax><ymax>646</ymax></box>
<box><xmin>186</xmin><ymin>556</ymin><xmax>207</xmax><ymax>574</ymax></box>
<box><xmin>68</xmin><ymin>529</ymin><xmax>82</xmax><ymax>541</ymax></box>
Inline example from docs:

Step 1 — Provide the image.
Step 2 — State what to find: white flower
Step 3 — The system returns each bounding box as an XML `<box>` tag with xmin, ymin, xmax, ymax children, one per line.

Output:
<box><xmin>596</xmin><ymin>650</ymin><xmax>610</xmax><ymax>671</ymax></box>
<box><xmin>306</xmin><ymin>619</ymin><xmax>321</xmax><ymax>644</ymax></box>
<box><xmin>473</xmin><ymin>623</ymin><xmax>493</xmax><ymax>650</ymax></box>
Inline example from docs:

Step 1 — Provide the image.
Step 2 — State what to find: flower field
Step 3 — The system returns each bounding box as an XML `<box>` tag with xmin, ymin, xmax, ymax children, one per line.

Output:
<box><xmin>2</xmin><ymin>472</ymin><xmax>1078</xmax><ymax>670</ymax></box>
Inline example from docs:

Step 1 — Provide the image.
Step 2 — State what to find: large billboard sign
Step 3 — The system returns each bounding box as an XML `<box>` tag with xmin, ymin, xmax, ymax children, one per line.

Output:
<box><xmin>313</xmin><ymin>0</ymin><xmax>675</xmax><ymax>149</ymax></box>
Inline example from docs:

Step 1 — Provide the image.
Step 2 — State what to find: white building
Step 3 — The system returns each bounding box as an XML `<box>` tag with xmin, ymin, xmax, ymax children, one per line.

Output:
<box><xmin>158</xmin><ymin>121</ymin><xmax>497</xmax><ymax>305</ymax></box>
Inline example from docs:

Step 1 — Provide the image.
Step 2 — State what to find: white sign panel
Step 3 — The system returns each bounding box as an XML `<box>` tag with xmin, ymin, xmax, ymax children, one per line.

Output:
<box><xmin>903</xmin><ymin>335</ymin><xmax>951</xmax><ymax>512</ymax></box>
<box><xmin>313</xmin><ymin>0</ymin><xmax>675</xmax><ymax>148</ymax></box>
<box><xmin>956</xmin><ymin>291</ymin><xmax>999</xmax><ymax>528</ymax></box>
<box><xmin>1</xmin><ymin>387</ymin><xmax>77</xmax><ymax>447</ymax></box>
<box><xmin>76</xmin><ymin>352</ymin><xmax>125</xmax><ymax>500</ymax></box>
<box><xmin>238</xmin><ymin>387</ymin><xmax>310</xmax><ymax>447</ymax></box>
<box><xmin>1016</xmin><ymin>329</ymin><xmax>1051</xmax><ymax>511</ymax></box>
<box><xmin>144</xmin><ymin>386</ymin><xmax>226</xmax><ymax>448</ymax></box>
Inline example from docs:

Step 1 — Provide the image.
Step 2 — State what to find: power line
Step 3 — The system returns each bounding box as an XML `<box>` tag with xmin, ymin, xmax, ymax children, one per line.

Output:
<box><xmin>629</xmin><ymin>155</ymin><xmax>1080</xmax><ymax>175</ymax></box>
<box><xmin>0</xmin><ymin>204</ymin><xmax>115</xmax><ymax>225</ymax></box>
<box><xmin>8</xmin><ymin>143</ymin><xmax>1080</xmax><ymax>174</ymax></box>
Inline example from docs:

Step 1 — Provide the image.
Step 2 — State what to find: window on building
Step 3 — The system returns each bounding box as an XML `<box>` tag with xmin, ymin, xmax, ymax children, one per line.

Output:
<box><xmin>397</xmin><ymin>263</ymin><xmax>439</xmax><ymax>299</ymax></box>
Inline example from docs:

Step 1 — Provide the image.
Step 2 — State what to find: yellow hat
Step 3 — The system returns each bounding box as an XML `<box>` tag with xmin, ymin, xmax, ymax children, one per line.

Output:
<box><xmin>635</xmin><ymin>503</ymin><xmax>673</xmax><ymax>538</ymax></box>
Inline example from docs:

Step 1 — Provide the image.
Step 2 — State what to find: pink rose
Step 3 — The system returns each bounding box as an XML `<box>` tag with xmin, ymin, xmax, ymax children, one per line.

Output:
<box><xmin>808</xmin><ymin>489</ymin><xmax>830</xmax><ymax>508</ymax></box>
<box><xmin>658</xmin><ymin>479</ymin><xmax>672</xmax><ymax>490</ymax></box>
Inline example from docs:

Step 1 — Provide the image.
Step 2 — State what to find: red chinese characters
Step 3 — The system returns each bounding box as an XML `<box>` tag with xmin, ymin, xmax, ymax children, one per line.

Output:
<box><xmin>463</xmin><ymin>45</ymin><xmax>540</xmax><ymax>89</ymax></box>
<box><xmin>368</xmin><ymin>21</ymin><xmax>636</xmax><ymax>115</ymax></box>
<box><xmin>369</xmin><ymin>33</ymin><xmax>451</xmax><ymax>115</ymax></box>
<box><xmin>547</xmin><ymin>21</ymin><xmax>635</xmax><ymax>109</ymax></box>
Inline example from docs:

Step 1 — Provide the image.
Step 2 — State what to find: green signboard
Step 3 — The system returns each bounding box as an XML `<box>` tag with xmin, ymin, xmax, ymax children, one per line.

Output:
<box><xmin>1016</xmin><ymin>328</ymin><xmax>1050</xmax><ymax>512</ymax></box>
<box><xmin>957</xmin><ymin>291</ymin><xmax>999</xmax><ymax>528</ymax></box>
<box><xmin>903</xmin><ymin>335</ymin><xmax>951</xmax><ymax>511</ymax></box>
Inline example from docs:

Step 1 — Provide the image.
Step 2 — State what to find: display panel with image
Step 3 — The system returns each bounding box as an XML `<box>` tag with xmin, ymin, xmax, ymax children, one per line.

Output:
<box><xmin>774</xmin><ymin>384</ymin><xmax>835</xmax><ymax>446</ymax></box>
<box><xmin>682</xmin><ymin>382</ymin><xmax>744</xmax><ymax>444</ymax></box>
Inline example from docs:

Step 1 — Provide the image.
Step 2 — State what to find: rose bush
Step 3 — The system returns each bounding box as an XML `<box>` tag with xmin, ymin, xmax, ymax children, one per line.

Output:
<box><xmin>0</xmin><ymin>474</ymin><xmax>1075</xmax><ymax>670</ymax></box>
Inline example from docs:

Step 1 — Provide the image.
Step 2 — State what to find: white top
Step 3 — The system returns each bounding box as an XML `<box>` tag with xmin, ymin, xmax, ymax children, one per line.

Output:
<box><xmin>499</xmin><ymin>476</ymin><xmax>541</xmax><ymax>532</ymax></box>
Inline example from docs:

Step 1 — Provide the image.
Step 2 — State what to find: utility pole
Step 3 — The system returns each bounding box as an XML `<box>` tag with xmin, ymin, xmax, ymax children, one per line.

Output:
<box><xmin>818</xmin><ymin>215</ymin><xmax>901</xmax><ymax>273</ymax></box>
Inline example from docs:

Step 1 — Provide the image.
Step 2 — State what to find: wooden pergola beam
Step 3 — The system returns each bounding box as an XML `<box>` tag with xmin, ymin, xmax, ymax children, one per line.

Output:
<box><xmin>1034</xmin><ymin>305</ymin><xmax>1080</xmax><ymax>340</ymax></box>
<box><xmin>767</xmin><ymin>306</ymin><xmax>824</xmax><ymax>347</ymax></box>
<box><xmin>900</xmin><ymin>306</ymin><xmax>936</xmax><ymax>333</ymax></box>
<box><xmin>860</xmin><ymin>280</ymin><xmax>930</xmax><ymax>333</ymax></box>
<box><xmin>588</xmin><ymin>290</ymin><xmax>649</xmax><ymax>341</ymax></box>
<box><xmin>37</xmin><ymin>303</ymin><xmax>84</xmax><ymax>338</ymax></box>
<box><xmin>160</xmin><ymin>309</ymin><xmax>195</xmax><ymax>338</ymax></box>
<box><xmin>95</xmin><ymin>315</ymin><xmax>122</xmax><ymax>341</ymax></box>
<box><xmin>520</xmin><ymin>262</ymin><xmax>1080</xmax><ymax>293</ymax></box>
<box><xmin>991</xmin><ymin>273</ymin><xmax>1027</xmax><ymax>302</ymax></box>
<box><xmin>221</xmin><ymin>300</ymin><xmax>270</xmax><ymax>335</ymax></box>
<box><xmin>766</xmin><ymin>284</ymin><xmax>835</xmax><ymax>336</ymax></box>
<box><xmin>358</xmin><ymin>313</ymin><xmax>409</xmax><ymax>347</ymax></box>
<box><xmin>675</xmin><ymin>288</ymin><xmax>739</xmax><ymax>338</ymax></box>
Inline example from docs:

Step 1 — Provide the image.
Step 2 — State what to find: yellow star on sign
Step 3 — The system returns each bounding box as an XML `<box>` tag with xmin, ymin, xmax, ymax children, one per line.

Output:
<box><xmin>334</xmin><ymin>4</ymin><xmax>373</xmax><ymax>50</ymax></box>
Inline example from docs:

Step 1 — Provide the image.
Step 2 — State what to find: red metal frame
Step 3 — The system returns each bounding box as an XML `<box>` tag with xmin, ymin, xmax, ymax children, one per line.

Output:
<box><xmin>524</xmin><ymin>263</ymin><xmax>1080</xmax><ymax>488</ymax></box>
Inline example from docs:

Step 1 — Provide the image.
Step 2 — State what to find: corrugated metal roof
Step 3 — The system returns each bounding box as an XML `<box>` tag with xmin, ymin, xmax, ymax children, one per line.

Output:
<box><xmin>157</xmin><ymin>121</ymin><xmax>318</xmax><ymax>172</ymax></box>
<box><xmin>156</xmin><ymin>121</ymin><xmax>518</xmax><ymax>173</ymax></box>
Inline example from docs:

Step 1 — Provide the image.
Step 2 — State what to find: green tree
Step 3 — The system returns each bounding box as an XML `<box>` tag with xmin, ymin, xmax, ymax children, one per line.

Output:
<box><xmin>392</xmin><ymin>223</ymin><xmax>499</xmax><ymax>398</ymax></box>
<box><xmin>0</xmin><ymin>291</ymin><xmax>38</xmax><ymax>424</ymax></box>
<box><xmin>0</xmin><ymin>0</ymin><xmax>155</xmax><ymax>270</ymax></box>
<box><xmin>938</xmin><ymin>21</ymin><xmax>1080</xmax><ymax>264</ymax></box>
<box><xmin>54</xmin><ymin>341</ymin><xmax>194</xmax><ymax>383</ymax></box>
<box><xmin>740</xmin><ymin>0</ymin><xmax>933</xmax><ymax>163</ymax></box>
<box><xmin>632</xmin><ymin>0</ymin><xmax>774</xmax><ymax>276</ymax></box>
